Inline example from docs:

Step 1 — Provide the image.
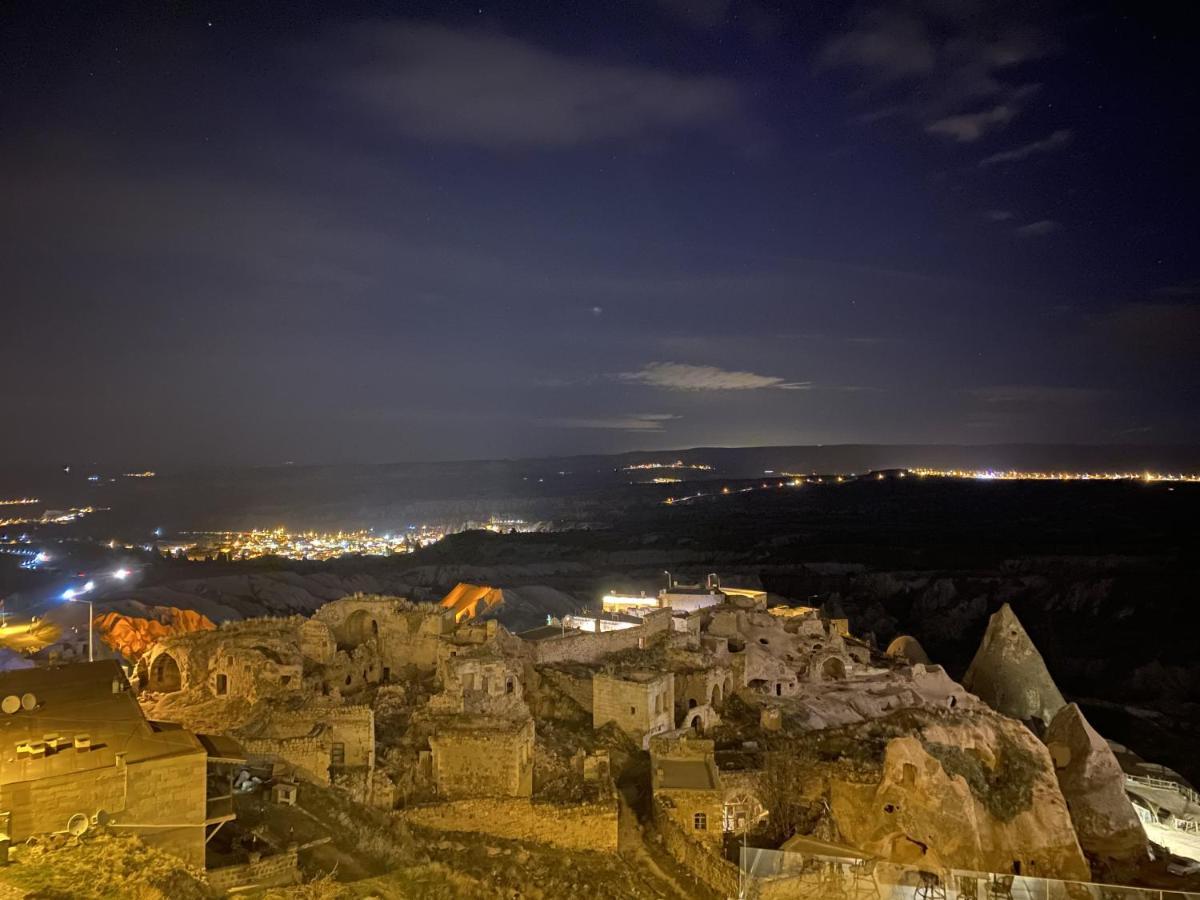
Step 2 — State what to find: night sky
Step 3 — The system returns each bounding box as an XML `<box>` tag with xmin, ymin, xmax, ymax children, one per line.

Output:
<box><xmin>2</xmin><ymin>1</ymin><xmax>1198</xmax><ymax>465</ymax></box>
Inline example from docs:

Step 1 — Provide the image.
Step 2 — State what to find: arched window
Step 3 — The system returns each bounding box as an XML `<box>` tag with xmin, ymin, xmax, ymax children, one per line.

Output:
<box><xmin>505</xmin><ymin>676</ymin><xmax>515</xmax><ymax>694</ymax></box>
<box><xmin>215</xmin><ymin>673</ymin><xmax>228</xmax><ymax>696</ymax></box>
<box><xmin>693</xmin><ymin>812</ymin><xmax>707</xmax><ymax>831</ymax></box>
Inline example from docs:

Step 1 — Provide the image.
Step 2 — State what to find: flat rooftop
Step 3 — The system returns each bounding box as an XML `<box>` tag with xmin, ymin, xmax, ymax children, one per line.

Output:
<box><xmin>657</xmin><ymin>758</ymin><xmax>717</xmax><ymax>790</ymax></box>
<box><xmin>0</xmin><ymin>661</ymin><xmax>204</xmax><ymax>785</ymax></box>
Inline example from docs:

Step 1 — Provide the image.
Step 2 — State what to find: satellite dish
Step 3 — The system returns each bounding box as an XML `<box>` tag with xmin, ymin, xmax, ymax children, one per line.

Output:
<box><xmin>1</xmin><ymin>696</ymin><xmax>19</xmax><ymax>715</ymax></box>
<box><xmin>20</xmin><ymin>693</ymin><xmax>37</xmax><ymax>711</ymax></box>
<box><xmin>67</xmin><ymin>813</ymin><xmax>89</xmax><ymax>836</ymax></box>
<box><xmin>95</xmin><ymin>810</ymin><xmax>112</xmax><ymax>827</ymax></box>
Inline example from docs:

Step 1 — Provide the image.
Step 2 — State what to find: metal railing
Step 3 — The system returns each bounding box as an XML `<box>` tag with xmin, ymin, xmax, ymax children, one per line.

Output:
<box><xmin>1127</xmin><ymin>775</ymin><xmax>1200</xmax><ymax>807</ymax></box>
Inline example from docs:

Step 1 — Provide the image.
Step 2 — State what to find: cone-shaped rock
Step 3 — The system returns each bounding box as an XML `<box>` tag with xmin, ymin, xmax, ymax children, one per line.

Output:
<box><xmin>1045</xmin><ymin>703</ymin><xmax>1149</xmax><ymax>868</ymax></box>
<box><xmin>886</xmin><ymin>635</ymin><xmax>932</xmax><ymax>665</ymax></box>
<box><xmin>963</xmin><ymin>603</ymin><xmax>1065</xmax><ymax>730</ymax></box>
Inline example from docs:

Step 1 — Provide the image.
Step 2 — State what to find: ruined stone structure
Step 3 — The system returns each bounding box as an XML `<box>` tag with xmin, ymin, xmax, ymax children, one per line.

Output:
<box><xmin>138</xmin><ymin>617</ymin><xmax>319</xmax><ymax>703</ymax></box>
<box><xmin>428</xmin><ymin>716</ymin><xmax>534</xmax><ymax>799</ymax></box>
<box><xmin>240</xmin><ymin>705</ymin><xmax>375</xmax><ymax>788</ymax></box>
<box><xmin>592</xmin><ymin>670</ymin><xmax>674</xmax><ymax>748</ymax></box>
<box><xmin>97</xmin><ymin>577</ymin><xmax>1174</xmax><ymax>897</ymax></box>
<box><xmin>431</xmin><ymin>653</ymin><xmax>526</xmax><ymax>717</ymax></box>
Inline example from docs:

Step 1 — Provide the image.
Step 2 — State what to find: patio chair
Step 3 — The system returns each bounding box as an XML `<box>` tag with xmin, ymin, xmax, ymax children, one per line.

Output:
<box><xmin>987</xmin><ymin>874</ymin><xmax>1014</xmax><ymax>900</ymax></box>
<box><xmin>957</xmin><ymin>874</ymin><xmax>982</xmax><ymax>900</ymax></box>
<box><xmin>916</xmin><ymin>870</ymin><xmax>948</xmax><ymax>900</ymax></box>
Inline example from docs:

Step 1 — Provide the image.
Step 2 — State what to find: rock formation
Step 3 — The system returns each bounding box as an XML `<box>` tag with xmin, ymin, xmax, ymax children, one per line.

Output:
<box><xmin>885</xmin><ymin>635</ymin><xmax>932</xmax><ymax>665</ymax></box>
<box><xmin>829</xmin><ymin>713</ymin><xmax>1090</xmax><ymax>880</ymax></box>
<box><xmin>1045</xmin><ymin>703</ymin><xmax>1149</xmax><ymax>868</ymax></box>
<box><xmin>963</xmin><ymin>603</ymin><xmax>1066</xmax><ymax>731</ymax></box>
<box><xmin>95</xmin><ymin>608</ymin><xmax>216</xmax><ymax>661</ymax></box>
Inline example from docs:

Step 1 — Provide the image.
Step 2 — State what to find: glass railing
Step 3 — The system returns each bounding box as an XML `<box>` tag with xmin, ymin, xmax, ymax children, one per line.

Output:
<box><xmin>737</xmin><ymin>848</ymin><xmax>1200</xmax><ymax>900</ymax></box>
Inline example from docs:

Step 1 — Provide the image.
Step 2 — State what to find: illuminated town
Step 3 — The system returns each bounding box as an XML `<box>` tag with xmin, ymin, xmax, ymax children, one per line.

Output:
<box><xmin>175</xmin><ymin>518</ymin><xmax>538</xmax><ymax>561</ymax></box>
<box><xmin>911</xmin><ymin>468</ymin><xmax>1200</xmax><ymax>483</ymax></box>
<box><xmin>0</xmin><ymin>506</ymin><xmax>104</xmax><ymax>527</ymax></box>
<box><xmin>622</xmin><ymin>460</ymin><xmax>715</xmax><ymax>472</ymax></box>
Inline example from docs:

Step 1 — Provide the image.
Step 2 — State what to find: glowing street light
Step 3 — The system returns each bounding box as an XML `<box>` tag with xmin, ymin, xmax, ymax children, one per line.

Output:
<box><xmin>112</xmin><ymin>567</ymin><xmax>130</xmax><ymax>580</ymax></box>
<box><xmin>65</xmin><ymin>591</ymin><xmax>94</xmax><ymax>662</ymax></box>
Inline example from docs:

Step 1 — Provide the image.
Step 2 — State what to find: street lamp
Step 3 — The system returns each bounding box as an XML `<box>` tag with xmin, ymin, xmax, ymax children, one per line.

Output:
<box><xmin>63</xmin><ymin>586</ymin><xmax>94</xmax><ymax>662</ymax></box>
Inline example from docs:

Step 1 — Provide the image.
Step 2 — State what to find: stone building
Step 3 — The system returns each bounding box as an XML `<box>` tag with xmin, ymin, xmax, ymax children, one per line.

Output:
<box><xmin>314</xmin><ymin>595</ymin><xmax>454</xmax><ymax>676</ymax></box>
<box><xmin>593</xmin><ymin>670</ymin><xmax>674</xmax><ymax>748</ymax></box>
<box><xmin>0</xmin><ymin>661</ymin><xmax>221</xmax><ymax>868</ymax></box>
<box><xmin>427</xmin><ymin>716</ymin><xmax>534</xmax><ymax>799</ymax></box>
<box><xmin>138</xmin><ymin>617</ymin><xmax>320</xmax><ymax>703</ymax></box>
<box><xmin>431</xmin><ymin>653</ymin><xmax>526</xmax><ymax>717</ymax></box>
<box><xmin>675</xmin><ymin>665</ymin><xmax>734</xmax><ymax>715</ymax></box>
<box><xmin>239</xmin><ymin>705</ymin><xmax>375</xmax><ymax>788</ymax></box>
<box><xmin>651</xmin><ymin>735</ymin><xmax>725</xmax><ymax>844</ymax></box>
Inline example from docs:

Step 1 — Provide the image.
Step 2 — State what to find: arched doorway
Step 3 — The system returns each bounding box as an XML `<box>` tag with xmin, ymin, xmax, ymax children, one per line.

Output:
<box><xmin>710</xmin><ymin>683</ymin><xmax>722</xmax><ymax>705</ymax></box>
<box><xmin>343</xmin><ymin>609</ymin><xmax>379</xmax><ymax>646</ymax></box>
<box><xmin>687</xmin><ymin>712</ymin><xmax>703</xmax><ymax>734</ymax></box>
<box><xmin>149</xmin><ymin>652</ymin><xmax>182</xmax><ymax>693</ymax></box>
<box><xmin>821</xmin><ymin>657</ymin><xmax>846</xmax><ymax>681</ymax></box>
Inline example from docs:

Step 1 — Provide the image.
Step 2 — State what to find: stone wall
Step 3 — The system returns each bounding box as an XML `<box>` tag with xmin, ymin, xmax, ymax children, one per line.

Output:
<box><xmin>429</xmin><ymin>717</ymin><xmax>534</xmax><ymax>799</ymax></box>
<box><xmin>593</xmin><ymin>672</ymin><xmax>674</xmax><ymax>747</ymax></box>
<box><xmin>654</xmin><ymin>797</ymin><xmax>741</xmax><ymax>898</ymax></box>
<box><xmin>207</xmin><ymin>848</ymin><xmax>300</xmax><ymax>891</ymax></box>
<box><xmin>402</xmin><ymin>798</ymin><xmax>618</xmax><ymax>852</ymax></box>
<box><xmin>675</xmin><ymin>667</ymin><xmax>733</xmax><ymax>714</ymax></box>
<box><xmin>527</xmin><ymin>610</ymin><xmax>671</xmax><ymax>665</ymax></box>
<box><xmin>243</xmin><ymin>734</ymin><xmax>332</xmax><ymax>785</ymax></box>
<box><xmin>243</xmin><ymin>706</ymin><xmax>374</xmax><ymax>784</ymax></box>
<box><xmin>535</xmin><ymin>668</ymin><xmax>594</xmax><ymax>716</ymax></box>
<box><xmin>313</xmin><ymin>595</ymin><xmax>450</xmax><ymax>674</ymax></box>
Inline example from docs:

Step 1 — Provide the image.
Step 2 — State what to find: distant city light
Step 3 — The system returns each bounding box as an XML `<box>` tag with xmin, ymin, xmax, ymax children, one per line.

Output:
<box><xmin>112</xmin><ymin>567</ymin><xmax>130</xmax><ymax>580</ymax></box>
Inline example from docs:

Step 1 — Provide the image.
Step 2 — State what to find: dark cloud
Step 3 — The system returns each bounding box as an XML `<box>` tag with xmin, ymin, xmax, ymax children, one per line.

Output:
<box><xmin>1014</xmin><ymin>219</ymin><xmax>1061</xmax><ymax>237</ymax></box>
<box><xmin>820</xmin><ymin>7</ymin><xmax>1051</xmax><ymax>143</ymax></box>
<box><xmin>326</xmin><ymin>23</ymin><xmax>743</xmax><ymax>148</ymax></box>
<box><xmin>979</xmin><ymin>128</ymin><xmax>1072</xmax><ymax>167</ymax></box>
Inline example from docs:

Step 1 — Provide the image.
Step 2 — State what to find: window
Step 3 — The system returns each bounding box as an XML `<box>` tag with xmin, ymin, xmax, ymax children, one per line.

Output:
<box><xmin>331</xmin><ymin>742</ymin><xmax>346</xmax><ymax>766</ymax></box>
<box><xmin>693</xmin><ymin>812</ymin><xmax>707</xmax><ymax>831</ymax></box>
<box><xmin>215</xmin><ymin>673</ymin><xmax>228</xmax><ymax>696</ymax></box>
<box><xmin>505</xmin><ymin>676</ymin><xmax>515</xmax><ymax>694</ymax></box>
<box><xmin>630</xmin><ymin>706</ymin><xmax>637</xmax><ymax>716</ymax></box>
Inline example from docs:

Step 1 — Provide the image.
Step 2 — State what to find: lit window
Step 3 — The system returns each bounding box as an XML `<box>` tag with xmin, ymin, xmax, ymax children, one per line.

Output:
<box><xmin>694</xmin><ymin>812</ymin><xmax>707</xmax><ymax>831</ymax></box>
